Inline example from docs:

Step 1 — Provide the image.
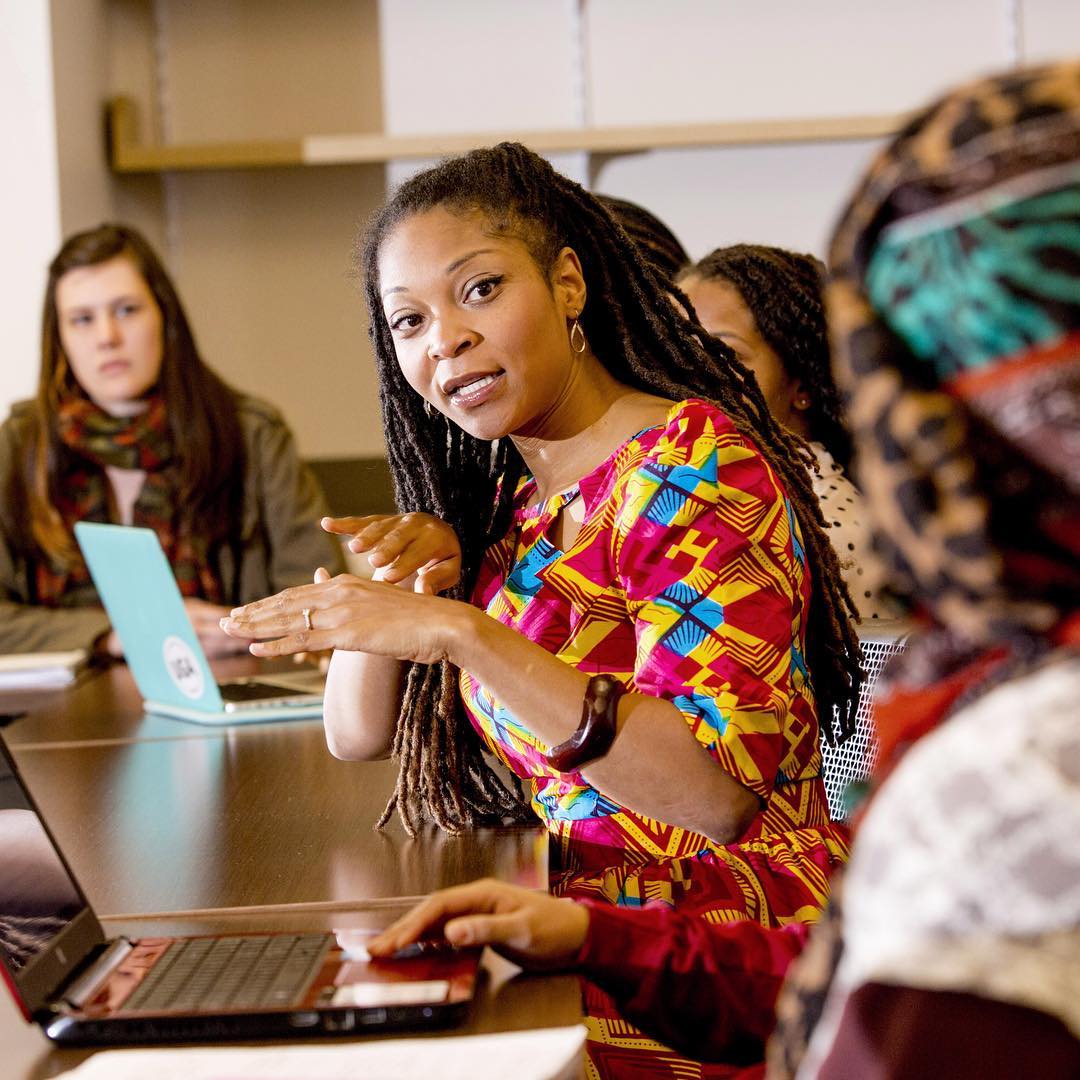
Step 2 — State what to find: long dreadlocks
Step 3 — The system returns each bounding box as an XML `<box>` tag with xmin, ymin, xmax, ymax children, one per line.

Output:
<box><xmin>359</xmin><ymin>143</ymin><xmax>863</xmax><ymax>835</ymax></box>
<box><xmin>680</xmin><ymin>245</ymin><xmax>855</xmax><ymax>470</ymax></box>
<box><xmin>596</xmin><ymin>194</ymin><xmax>689</xmax><ymax>285</ymax></box>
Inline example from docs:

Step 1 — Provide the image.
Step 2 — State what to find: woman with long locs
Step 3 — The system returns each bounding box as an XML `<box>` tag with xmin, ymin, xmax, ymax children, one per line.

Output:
<box><xmin>365</xmin><ymin>62</ymin><xmax>1080</xmax><ymax>1079</ymax></box>
<box><xmin>224</xmin><ymin>144</ymin><xmax>863</xmax><ymax>1078</ymax></box>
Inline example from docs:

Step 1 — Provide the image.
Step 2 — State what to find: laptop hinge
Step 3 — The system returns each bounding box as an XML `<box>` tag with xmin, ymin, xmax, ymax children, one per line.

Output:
<box><xmin>62</xmin><ymin>937</ymin><xmax>134</xmax><ymax>1009</ymax></box>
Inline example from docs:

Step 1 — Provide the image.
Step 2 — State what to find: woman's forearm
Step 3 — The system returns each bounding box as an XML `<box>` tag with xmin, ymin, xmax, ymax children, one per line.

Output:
<box><xmin>322</xmin><ymin>648</ymin><xmax>405</xmax><ymax>760</ymax></box>
<box><xmin>578</xmin><ymin>903</ymin><xmax>808</xmax><ymax>1063</ymax></box>
<box><xmin>224</xmin><ymin>562</ymin><xmax>760</xmax><ymax>839</ymax></box>
<box><xmin>446</xmin><ymin>606</ymin><xmax>758</xmax><ymax>843</ymax></box>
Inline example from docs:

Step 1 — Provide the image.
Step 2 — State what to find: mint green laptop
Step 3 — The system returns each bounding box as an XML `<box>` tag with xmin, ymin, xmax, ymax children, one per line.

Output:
<box><xmin>74</xmin><ymin>522</ymin><xmax>323</xmax><ymax>724</ymax></box>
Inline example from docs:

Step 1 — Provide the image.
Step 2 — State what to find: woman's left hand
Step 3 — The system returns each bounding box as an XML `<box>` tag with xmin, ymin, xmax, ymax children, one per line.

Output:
<box><xmin>219</xmin><ymin>571</ymin><xmax>469</xmax><ymax>666</ymax></box>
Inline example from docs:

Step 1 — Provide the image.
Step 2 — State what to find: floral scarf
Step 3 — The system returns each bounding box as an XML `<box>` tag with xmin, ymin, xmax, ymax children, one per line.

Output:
<box><xmin>36</xmin><ymin>394</ymin><xmax>223</xmax><ymax>605</ymax></box>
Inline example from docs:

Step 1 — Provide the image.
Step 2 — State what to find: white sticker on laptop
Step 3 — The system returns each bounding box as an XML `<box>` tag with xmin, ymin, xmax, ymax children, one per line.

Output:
<box><xmin>332</xmin><ymin>980</ymin><xmax>450</xmax><ymax>1007</ymax></box>
<box><xmin>162</xmin><ymin>635</ymin><xmax>205</xmax><ymax>699</ymax></box>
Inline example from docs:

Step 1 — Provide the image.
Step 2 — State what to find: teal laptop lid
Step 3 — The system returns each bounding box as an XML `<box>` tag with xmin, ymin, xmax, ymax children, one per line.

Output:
<box><xmin>74</xmin><ymin>522</ymin><xmax>225</xmax><ymax>711</ymax></box>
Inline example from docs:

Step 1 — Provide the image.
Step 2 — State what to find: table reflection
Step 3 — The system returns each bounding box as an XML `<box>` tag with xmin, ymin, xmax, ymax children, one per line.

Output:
<box><xmin>12</xmin><ymin>728</ymin><xmax>546</xmax><ymax>917</ymax></box>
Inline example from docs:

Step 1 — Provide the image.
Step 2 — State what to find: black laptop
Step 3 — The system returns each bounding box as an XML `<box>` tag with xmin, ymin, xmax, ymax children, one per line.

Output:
<box><xmin>0</xmin><ymin>737</ymin><xmax>479</xmax><ymax>1045</ymax></box>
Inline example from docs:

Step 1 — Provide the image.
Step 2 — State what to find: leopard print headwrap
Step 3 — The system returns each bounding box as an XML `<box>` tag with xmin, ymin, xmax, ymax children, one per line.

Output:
<box><xmin>767</xmin><ymin>61</ymin><xmax>1080</xmax><ymax>1079</ymax></box>
<box><xmin>827</xmin><ymin>60</ymin><xmax>1080</xmax><ymax>650</ymax></box>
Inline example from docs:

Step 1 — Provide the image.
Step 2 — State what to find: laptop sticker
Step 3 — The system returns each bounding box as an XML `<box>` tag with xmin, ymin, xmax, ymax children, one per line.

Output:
<box><xmin>162</xmin><ymin>636</ymin><xmax>205</xmax><ymax>699</ymax></box>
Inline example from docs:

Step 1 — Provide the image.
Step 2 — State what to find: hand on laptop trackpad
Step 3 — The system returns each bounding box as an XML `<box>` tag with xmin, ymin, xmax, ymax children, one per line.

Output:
<box><xmin>333</xmin><ymin>930</ymin><xmax>459</xmax><ymax>965</ymax></box>
<box><xmin>334</xmin><ymin>930</ymin><xmax>375</xmax><ymax>962</ymax></box>
<box><xmin>184</xmin><ymin>598</ymin><xmax>250</xmax><ymax>659</ymax></box>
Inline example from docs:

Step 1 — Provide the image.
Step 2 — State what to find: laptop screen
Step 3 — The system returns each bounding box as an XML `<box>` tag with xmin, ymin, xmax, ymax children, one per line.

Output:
<box><xmin>0</xmin><ymin>737</ymin><xmax>107</xmax><ymax>1020</ymax></box>
<box><xmin>0</xmin><ymin>754</ymin><xmax>86</xmax><ymax>977</ymax></box>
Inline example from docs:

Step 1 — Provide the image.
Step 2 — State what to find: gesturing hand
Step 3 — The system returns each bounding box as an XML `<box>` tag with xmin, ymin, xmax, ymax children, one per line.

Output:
<box><xmin>366</xmin><ymin>879</ymin><xmax>590</xmax><ymax>971</ymax></box>
<box><xmin>321</xmin><ymin>513</ymin><xmax>461</xmax><ymax>594</ymax></box>
<box><xmin>219</xmin><ymin>569</ymin><xmax>470</xmax><ymax>667</ymax></box>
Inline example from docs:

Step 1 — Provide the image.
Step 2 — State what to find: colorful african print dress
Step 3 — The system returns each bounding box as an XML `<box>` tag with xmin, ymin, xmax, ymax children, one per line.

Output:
<box><xmin>461</xmin><ymin>399</ymin><xmax>849</xmax><ymax>1079</ymax></box>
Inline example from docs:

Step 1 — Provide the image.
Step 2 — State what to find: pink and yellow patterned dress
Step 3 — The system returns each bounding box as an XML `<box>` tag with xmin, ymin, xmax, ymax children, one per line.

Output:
<box><xmin>462</xmin><ymin>399</ymin><xmax>848</xmax><ymax>1078</ymax></box>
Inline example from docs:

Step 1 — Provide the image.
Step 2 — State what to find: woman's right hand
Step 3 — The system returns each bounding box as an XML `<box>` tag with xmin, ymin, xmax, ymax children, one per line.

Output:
<box><xmin>366</xmin><ymin>879</ymin><xmax>591</xmax><ymax>971</ymax></box>
<box><xmin>321</xmin><ymin>513</ymin><xmax>461</xmax><ymax>594</ymax></box>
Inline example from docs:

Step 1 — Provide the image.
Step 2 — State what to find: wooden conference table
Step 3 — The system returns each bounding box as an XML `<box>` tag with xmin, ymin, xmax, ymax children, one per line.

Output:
<box><xmin>1</xmin><ymin>659</ymin><xmax>581</xmax><ymax>1079</ymax></box>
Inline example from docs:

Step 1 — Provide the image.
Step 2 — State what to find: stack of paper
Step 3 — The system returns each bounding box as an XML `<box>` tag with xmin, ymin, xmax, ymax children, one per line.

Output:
<box><xmin>54</xmin><ymin>1024</ymin><xmax>586</xmax><ymax>1080</ymax></box>
<box><xmin>0</xmin><ymin>650</ymin><xmax>87</xmax><ymax>691</ymax></box>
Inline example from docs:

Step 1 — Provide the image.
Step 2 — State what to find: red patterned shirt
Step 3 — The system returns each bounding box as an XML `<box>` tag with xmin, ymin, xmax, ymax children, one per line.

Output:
<box><xmin>462</xmin><ymin>399</ymin><xmax>836</xmax><ymax>877</ymax></box>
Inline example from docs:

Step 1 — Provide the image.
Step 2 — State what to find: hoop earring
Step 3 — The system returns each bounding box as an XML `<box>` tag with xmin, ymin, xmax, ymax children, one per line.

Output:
<box><xmin>569</xmin><ymin>318</ymin><xmax>587</xmax><ymax>355</ymax></box>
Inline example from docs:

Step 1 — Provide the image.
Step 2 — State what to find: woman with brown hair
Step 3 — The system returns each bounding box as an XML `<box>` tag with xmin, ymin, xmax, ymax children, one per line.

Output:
<box><xmin>0</xmin><ymin>223</ymin><xmax>340</xmax><ymax>656</ymax></box>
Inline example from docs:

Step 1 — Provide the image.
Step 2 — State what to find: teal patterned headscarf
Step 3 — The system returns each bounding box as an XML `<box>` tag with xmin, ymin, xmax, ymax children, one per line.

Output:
<box><xmin>826</xmin><ymin>61</ymin><xmax>1080</xmax><ymax>649</ymax></box>
<box><xmin>865</xmin><ymin>178</ymin><xmax>1080</xmax><ymax>379</ymax></box>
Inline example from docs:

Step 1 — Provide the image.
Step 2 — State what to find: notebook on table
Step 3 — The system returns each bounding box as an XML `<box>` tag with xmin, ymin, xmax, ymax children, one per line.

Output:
<box><xmin>0</xmin><ymin>651</ymin><xmax>87</xmax><ymax>691</ymax></box>
<box><xmin>0</xmin><ymin>736</ymin><xmax>480</xmax><ymax>1045</ymax></box>
<box><xmin>74</xmin><ymin>522</ymin><xmax>324</xmax><ymax>724</ymax></box>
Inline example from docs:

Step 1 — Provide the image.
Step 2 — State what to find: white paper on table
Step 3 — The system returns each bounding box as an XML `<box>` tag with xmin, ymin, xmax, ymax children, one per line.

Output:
<box><xmin>0</xmin><ymin>650</ymin><xmax>87</xmax><ymax>689</ymax></box>
<box><xmin>53</xmin><ymin>1024</ymin><xmax>587</xmax><ymax>1080</ymax></box>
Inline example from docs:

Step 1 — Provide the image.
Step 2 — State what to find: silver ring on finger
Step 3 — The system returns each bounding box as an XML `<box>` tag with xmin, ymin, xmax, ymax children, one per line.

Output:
<box><xmin>302</xmin><ymin>607</ymin><xmax>314</xmax><ymax>632</ymax></box>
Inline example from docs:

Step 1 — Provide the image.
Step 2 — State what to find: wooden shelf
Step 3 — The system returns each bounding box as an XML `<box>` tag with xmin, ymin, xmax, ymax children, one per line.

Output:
<box><xmin>108</xmin><ymin>96</ymin><xmax>908</xmax><ymax>174</ymax></box>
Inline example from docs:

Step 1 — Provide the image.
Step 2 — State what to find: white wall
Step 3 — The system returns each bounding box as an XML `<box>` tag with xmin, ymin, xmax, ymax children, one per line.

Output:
<box><xmin>584</xmin><ymin>0</ymin><xmax>1012</xmax><ymax>258</ymax></box>
<box><xmin>586</xmin><ymin>0</ymin><xmax>1012</xmax><ymax>124</ymax></box>
<box><xmin>0</xmin><ymin>0</ymin><xmax>62</xmax><ymax>414</ymax></box>
<box><xmin>379</xmin><ymin>0</ymin><xmax>580</xmax><ymax>134</ymax></box>
<box><xmin>0</xmin><ymin>0</ymin><xmax>115</xmax><ymax>421</ymax></box>
<box><xmin>377</xmin><ymin>0</ymin><xmax>1045</xmax><ymax>262</ymax></box>
<box><xmin>1021</xmin><ymin>0</ymin><xmax>1080</xmax><ymax>62</ymax></box>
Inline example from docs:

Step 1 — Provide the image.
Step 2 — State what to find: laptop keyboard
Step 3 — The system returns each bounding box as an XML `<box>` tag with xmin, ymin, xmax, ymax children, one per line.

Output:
<box><xmin>217</xmin><ymin>681</ymin><xmax>309</xmax><ymax>702</ymax></box>
<box><xmin>123</xmin><ymin>933</ymin><xmax>332</xmax><ymax>1013</ymax></box>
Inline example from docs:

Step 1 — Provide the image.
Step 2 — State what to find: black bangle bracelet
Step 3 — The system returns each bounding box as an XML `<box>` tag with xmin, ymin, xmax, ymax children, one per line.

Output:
<box><xmin>544</xmin><ymin>674</ymin><xmax>625</xmax><ymax>773</ymax></box>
